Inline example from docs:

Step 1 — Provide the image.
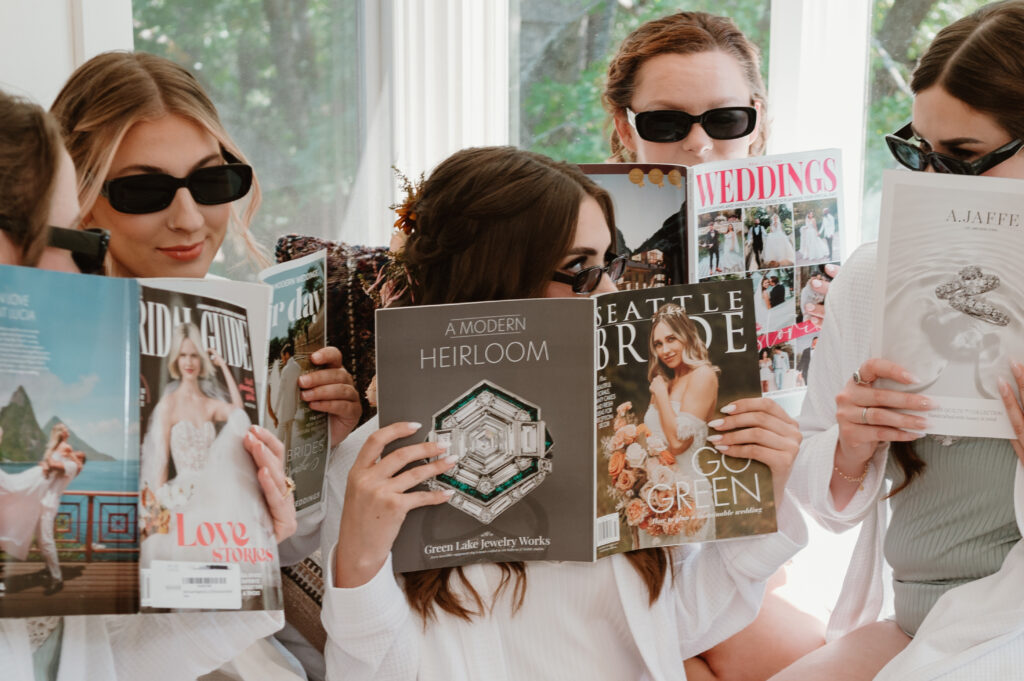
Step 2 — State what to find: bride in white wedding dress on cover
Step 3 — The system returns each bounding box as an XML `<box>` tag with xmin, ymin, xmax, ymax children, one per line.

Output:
<box><xmin>797</xmin><ymin>210</ymin><xmax>830</xmax><ymax>262</ymax></box>
<box><xmin>761</xmin><ymin>212</ymin><xmax>795</xmax><ymax>266</ymax></box>
<box><xmin>720</xmin><ymin>222</ymin><xmax>744</xmax><ymax>272</ymax></box>
<box><xmin>639</xmin><ymin>304</ymin><xmax>718</xmax><ymax>548</ymax></box>
<box><xmin>139</xmin><ymin>323</ymin><xmax>280</xmax><ymax>608</ymax></box>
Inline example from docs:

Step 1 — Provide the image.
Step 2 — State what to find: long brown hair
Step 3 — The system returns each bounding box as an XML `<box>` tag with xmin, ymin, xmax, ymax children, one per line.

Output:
<box><xmin>890</xmin><ymin>0</ymin><xmax>1024</xmax><ymax>495</ymax></box>
<box><xmin>0</xmin><ymin>90</ymin><xmax>64</xmax><ymax>266</ymax></box>
<box><xmin>647</xmin><ymin>303</ymin><xmax>716</xmax><ymax>383</ymax></box>
<box><xmin>603</xmin><ymin>12</ymin><xmax>769</xmax><ymax>162</ymax></box>
<box><xmin>50</xmin><ymin>51</ymin><xmax>266</xmax><ymax>272</ymax></box>
<box><xmin>397</xmin><ymin>146</ymin><xmax>670</xmax><ymax>621</ymax></box>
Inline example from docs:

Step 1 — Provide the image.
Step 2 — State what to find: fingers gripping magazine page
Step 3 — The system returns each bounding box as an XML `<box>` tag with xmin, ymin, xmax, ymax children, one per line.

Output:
<box><xmin>873</xmin><ymin>170</ymin><xmax>1024</xmax><ymax>439</ymax></box>
<box><xmin>137</xmin><ymin>283</ymin><xmax>282</xmax><ymax>611</ymax></box>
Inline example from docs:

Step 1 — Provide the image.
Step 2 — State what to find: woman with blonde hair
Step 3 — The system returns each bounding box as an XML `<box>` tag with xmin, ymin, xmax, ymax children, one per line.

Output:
<box><xmin>642</xmin><ymin>303</ymin><xmax>719</xmax><ymax>547</ymax></box>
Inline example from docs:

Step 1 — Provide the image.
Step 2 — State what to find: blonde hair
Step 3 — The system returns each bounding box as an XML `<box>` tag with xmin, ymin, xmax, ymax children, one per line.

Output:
<box><xmin>167</xmin><ymin>322</ymin><xmax>214</xmax><ymax>380</ymax></box>
<box><xmin>50</xmin><ymin>51</ymin><xmax>268</xmax><ymax>271</ymax></box>
<box><xmin>43</xmin><ymin>423</ymin><xmax>70</xmax><ymax>458</ymax></box>
<box><xmin>647</xmin><ymin>303</ymin><xmax>715</xmax><ymax>383</ymax></box>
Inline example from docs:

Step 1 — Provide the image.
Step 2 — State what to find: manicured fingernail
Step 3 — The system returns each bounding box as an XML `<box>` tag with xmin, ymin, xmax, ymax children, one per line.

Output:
<box><xmin>811</xmin><ymin>279</ymin><xmax>823</xmax><ymax>289</ymax></box>
<box><xmin>246</xmin><ymin>432</ymin><xmax>256</xmax><ymax>444</ymax></box>
<box><xmin>904</xmin><ymin>372</ymin><xmax>919</xmax><ymax>383</ymax></box>
<box><xmin>407</xmin><ymin>421</ymin><xmax>422</xmax><ymax>430</ymax></box>
<box><xmin>299</xmin><ymin>375</ymin><xmax>311</xmax><ymax>387</ymax></box>
<box><xmin>301</xmin><ymin>390</ymin><xmax>312</xmax><ymax>400</ymax></box>
<box><xmin>998</xmin><ymin>378</ymin><xmax>1012</xmax><ymax>396</ymax></box>
<box><xmin>721</xmin><ymin>404</ymin><xmax>737</xmax><ymax>414</ymax></box>
<box><xmin>441</xmin><ymin>454</ymin><xmax>458</xmax><ymax>465</ymax></box>
<box><xmin>1012</xmin><ymin>360</ymin><xmax>1024</xmax><ymax>376</ymax></box>
<box><xmin>714</xmin><ymin>444</ymin><xmax>730</xmax><ymax>452</ymax></box>
<box><xmin>443</xmin><ymin>489</ymin><xmax>455</xmax><ymax>498</ymax></box>
<box><xmin>707</xmin><ymin>434</ymin><xmax>723</xmax><ymax>441</ymax></box>
<box><xmin>435</xmin><ymin>441</ymin><xmax>450</xmax><ymax>451</ymax></box>
<box><xmin>313</xmin><ymin>350</ymin><xmax>323</xmax><ymax>361</ymax></box>
<box><xmin>918</xmin><ymin>397</ymin><xmax>935</xmax><ymax>410</ymax></box>
<box><xmin>825</xmin><ymin>264</ymin><xmax>838</xmax><ymax>274</ymax></box>
<box><xmin>707</xmin><ymin>419</ymin><xmax>725</xmax><ymax>428</ymax></box>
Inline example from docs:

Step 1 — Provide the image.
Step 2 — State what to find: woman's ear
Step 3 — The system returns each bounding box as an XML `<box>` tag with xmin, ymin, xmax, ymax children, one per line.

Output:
<box><xmin>613</xmin><ymin>111</ymin><xmax>639</xmax><ymax>156</ymax></box>
<box><xmin>748</xmin><ymin>100</ymin><xmax>764</xmax><ymax>154</ymax></box>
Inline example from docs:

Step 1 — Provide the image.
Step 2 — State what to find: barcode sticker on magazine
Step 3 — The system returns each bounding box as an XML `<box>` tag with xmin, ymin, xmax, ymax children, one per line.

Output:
<box><xmin>146</xmin><ymin>561</ymin><xmax>241</xmax><ymax>610</ymax></box>
<box><xmin>596</xmin><ymin>513</ymin><xmax>620</xmax><ymax>546</ymax></box>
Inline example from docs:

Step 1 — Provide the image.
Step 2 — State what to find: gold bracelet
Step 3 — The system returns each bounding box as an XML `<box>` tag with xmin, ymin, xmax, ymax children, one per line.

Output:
<box><xmin>834</xmin><ymin>461</ymin><xmax>871</xmax><ymax>490</ymax></box>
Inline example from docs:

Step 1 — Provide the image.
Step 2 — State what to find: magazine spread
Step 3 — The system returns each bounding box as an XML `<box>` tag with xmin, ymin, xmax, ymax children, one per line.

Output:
<box><xmin>376</xmin><ymin>281</ymin><xmax>769</xmax><ymax>571</ymax></box>
<box><xmin>377</xmin><ymin>298</ymin><xmax>598</xmax><ymax>572</ymax></box>
<box><xmin>873</xmin><ymin>170</ymin><xmax>1024</xmax><ymax>439</ymax></box>
<box><xmin>259</xmin><ymin>250</ymin><xmax>329</xmax><ymax>513</ymax></box>
<box><xmin>0</xmin><ymin>267</ymin><xmax>139</xmax><ymax>618</ymax></box>
<box><xmin>595</xmin><ymin>279</ymin><xmax>773</xmax><ymax>557</ymax></box>
<box><xmin>583</xmin><ymin>150</ymin><xmax>843</xmax><ymax>412</ymax></box>
<box><xmin>0</xmin><ymin>265</ymin><xmax>286</xmax><ymax>618</ymax></box>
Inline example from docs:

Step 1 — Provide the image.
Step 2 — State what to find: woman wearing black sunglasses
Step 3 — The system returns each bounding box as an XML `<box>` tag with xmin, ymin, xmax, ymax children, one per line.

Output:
<box><xmin>319</xmin><ymin>145</ymin><xmax>806</xmax><ymax>681</ymax></box>
<box><xmin>48</xmin><ymin>52</ymin><xmax>368</xmax><ymax>679</ymax></box>
<box><xmin>601</xmin><ymin>13</ymin><xmax>830</xmax><ymax>681</ymax></box>
<box><xmin>781</xmin><ymin>3</ymin><xmax>1024</xmax><ymax>680</ymax></box>
<box><xmin>0</xmin><ymin>91</ymin><xmax>90</xmax><ymax>274</ymax></box>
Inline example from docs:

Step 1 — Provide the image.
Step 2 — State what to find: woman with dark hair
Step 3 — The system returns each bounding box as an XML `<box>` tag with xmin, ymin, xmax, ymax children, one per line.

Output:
<box><xmin>319</xmin><ymin>146</ymin><xmax>806</xmax><ymax>680</ymax></box>
<box><xmin>784</xmin><ymin>3</ymin><xmax>1024</xmax><ymax>678</ymax></box>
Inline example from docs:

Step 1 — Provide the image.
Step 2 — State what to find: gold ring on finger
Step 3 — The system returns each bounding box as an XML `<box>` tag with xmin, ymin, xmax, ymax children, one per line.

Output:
<box><xmin>284</xmin><ymin>475</ymin><xmax>296</xmax><ymax>495</ymax></box>
<box><xmin>861</xmin><ymin>407</ymin><xmax>869</xmax><ymax>425</ymax></box>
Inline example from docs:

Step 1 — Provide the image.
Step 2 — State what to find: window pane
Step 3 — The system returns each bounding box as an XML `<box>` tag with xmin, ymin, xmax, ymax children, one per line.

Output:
<box><xmin>514</xmin><ymin>0</ymin><xmax>771</xmax><ymax>163</ymax></box>
<box><xmin>861</xmin><ymin>0</ymin><xmax>991</xmax><ymax>241</ymax></box>
<box><xmin>133</xmin><ymin>0</ymin><xmax>364</xmax><ymax>278</ymax></box>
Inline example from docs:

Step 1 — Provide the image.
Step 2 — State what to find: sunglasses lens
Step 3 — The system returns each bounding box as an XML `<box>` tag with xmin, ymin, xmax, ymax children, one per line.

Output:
<box><xmin>635</xmin><ymin>111</ymin><xmax>693</xmax><ymax>143</ymax></box>
<box><xmin>189</xmin><ymin>165</ymin><xmax>253</xmax><ymax>205</ymax></box>
<box><xmin>702</xmin><ymin>108</ymin><xmax>756</xmax><ymax>140</ymax></box>
<box><xmin>106</xmin><ymin>176</ymin><xmax>175</xmax><ymax>214</ymax></box>
<box><xmin>607</xmin><ymin>257</ymin><xmax>626</xmax><ymax>282</ymax></box>
<box><xmin>887</xmin><ymin>138</ymin><xmax>928</xmax><ymax>171</ymax></box>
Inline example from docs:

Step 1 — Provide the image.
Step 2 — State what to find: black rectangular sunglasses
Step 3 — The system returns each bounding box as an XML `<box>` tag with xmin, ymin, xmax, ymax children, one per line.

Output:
<box><xmin>627</xmin><ymin>106</ymin><xmax>757</xmax><ymax>143</ymax></box>
<box><xmin>100</xmin><ymin>151</ymin><xmax>253</xmax><ymax>215</ymax></box>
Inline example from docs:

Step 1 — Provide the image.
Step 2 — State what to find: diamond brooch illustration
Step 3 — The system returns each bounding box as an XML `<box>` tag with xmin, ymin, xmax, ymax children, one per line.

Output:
<box><xmin>426</xmin><ymin>380</ymin><xmax>553</xmax><ymax>524</ymax></box>
<box><xmin>935</xmin><ymin>265</ymin><xmax>1010</xmax><ymax>327</ymax></box>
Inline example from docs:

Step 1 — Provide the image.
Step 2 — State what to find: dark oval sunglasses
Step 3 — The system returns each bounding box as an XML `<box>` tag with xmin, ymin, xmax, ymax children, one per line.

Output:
<box><xmin>551</xmin><ymin>255</ymin><xmax>628</xmax><ymax>295</ymax></box>
<box><xmin>627</xmin><ymin>106</ymin><xmax>757</xmax><ymax>143</ymax></box>
<box><xmin>885</xmin><ymin>122</ymin><xmax>1024</xmax><ymax>176</ymax></box>
<box><xmin>100</xmin><ymin>159</ymin><xmax>253</xmax><ymax>215</ymax></box>
<box><xmin>48</xmin><ymin>226</ymin><xmax>111</xmax><ymax>274</ymax></box>
<box><xmin>0</xmin><ymin>218</ymin><xmax>109</xmax><ymax>274</ymax></box>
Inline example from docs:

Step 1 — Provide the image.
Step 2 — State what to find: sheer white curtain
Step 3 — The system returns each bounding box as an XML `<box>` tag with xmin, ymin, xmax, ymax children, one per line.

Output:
<box><xmin>768</xmin><ymin>0</ymin><xmax>872</xmax><ymax>256</ymax></box>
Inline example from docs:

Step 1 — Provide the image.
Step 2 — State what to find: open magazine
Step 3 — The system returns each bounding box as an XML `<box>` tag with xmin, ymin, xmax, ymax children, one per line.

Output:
<box><xmin>375</xmin><ymin>280</ymin><xmax>770</xmax><ymax>572</ymax></box>
<box><xmin>873</xmin><ymin>170</ymin><xmax>1024</xmax><ymax>439</ymax></box>
<box><xmin>583</xmin><ymin>149</ymin><xmax>843</xmax><ymax>413</ymax></box>
<box><xmin>0</xmin><ymin>254</ymin><xmax>326</xmax><ymax>618</ymax></box>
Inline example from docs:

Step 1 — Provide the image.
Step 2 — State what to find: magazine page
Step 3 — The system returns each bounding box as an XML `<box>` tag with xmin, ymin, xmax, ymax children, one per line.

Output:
<box><xmin>873</xmin><ymin>170</ymin><xmax>1024</xmax><ymax>439</ymax></box>
<box><xmin>0</xmin><ymin>266</ymin><xmax>139</xmax><ymax>617</ymax></box>
<box><xmin>688</xmin><ymin>149</ymin><xmax>844</xmax><ymax>413</ymax></box>
<box><xmin>595</xmin><ymin>279</ymin><xmax>774</xmax><ymax>558</ymax></box>
<box><xmin>258</xmin><ymin>250</ymin><xmax>329</xmax><ymax>514</ymax></box>
<box><xmin>376</xmin><ymin>298</ymin><xmax>597</xmax><ymax>572</ymax></box>
<box><xmin>137</xmin><ymin>285</ymin><xmax>282</xmax><ymax>611</ymax></box>
<box><xmin>581</xmin><ymin>163</ymin><xmax>688</xmax><ymax>287</ymax></box>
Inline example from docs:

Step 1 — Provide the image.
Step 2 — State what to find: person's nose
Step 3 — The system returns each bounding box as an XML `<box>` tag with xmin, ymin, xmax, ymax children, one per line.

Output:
<box><xmin>166</xmin><ymin>188</ymin><xmax>205</xmax><ymax>233</ymax></box>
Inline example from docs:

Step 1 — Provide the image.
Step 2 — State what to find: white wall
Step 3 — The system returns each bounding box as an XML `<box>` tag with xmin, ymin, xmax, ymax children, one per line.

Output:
<box><xmin>0</xmin><ymin>0</ymin><xmax>133</xmax><ymax>108</ymax></box>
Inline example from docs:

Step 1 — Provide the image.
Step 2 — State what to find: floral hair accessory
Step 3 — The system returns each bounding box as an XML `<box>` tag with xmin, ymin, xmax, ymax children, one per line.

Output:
<box><xmin>391</xmin><ymin>168</ymin><xmax>425</xmax><ymax>238</ymax></box>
